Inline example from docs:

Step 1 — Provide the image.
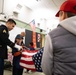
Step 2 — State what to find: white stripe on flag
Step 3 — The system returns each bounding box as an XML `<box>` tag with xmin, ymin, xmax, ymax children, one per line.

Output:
<box><xmin>21</xmin><ymin>57</ymin><xmax>32</xmax><ymax>61</ymax></box>
<box><xmin>22</xmin><ymin>52</ymin><xmax>37</xmax><ymax>56</ymax></box>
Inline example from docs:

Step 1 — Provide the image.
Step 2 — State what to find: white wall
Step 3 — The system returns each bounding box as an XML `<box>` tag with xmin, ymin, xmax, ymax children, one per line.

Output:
<box><xmin>4</xmin><ymin>0</ymin><xmax>32</xmax><ymax>23</ymax></box>
<box><xmin>9</xmin><ymin>26</ymin><xmax>25</xmax><ymax>42</ymax></box>
<box><xmin>46</xmin><ymin>18</ymin><xmax>59</xmax><ymax>30</ymax></box>
<box><xmin>0</xmin><ymin>0</ymin><xmax>3</xmax><ymax>13</ymax></box>
<box><xmin>30</xmin><ymin>8</ymin><xmax>59</xmax><ymax>31</ymax></box>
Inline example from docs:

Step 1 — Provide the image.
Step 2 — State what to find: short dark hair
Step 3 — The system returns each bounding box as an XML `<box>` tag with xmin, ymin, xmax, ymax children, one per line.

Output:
<box><xmin>30</xmin><ymin>42</ymin><xmax>34</xmax><ymax>46</ymax></box>
<box><xmin>59</xmin><ymin>11</ymin><xmax>76</xmax><ymax>18</ymax></box>
<box><xmin>66</xmin><ymin>12</ymin><xmax>76</xmax><ymax>17</ymax></box>
<box><xmin>6</xmin><ymin>18</ymin><xmax>16</xmax><ymax>25</ymax></box>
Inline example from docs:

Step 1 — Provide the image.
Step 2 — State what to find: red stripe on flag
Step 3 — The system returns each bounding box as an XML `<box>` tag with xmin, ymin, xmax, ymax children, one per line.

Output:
<box><xmin>20</xmin><ymin>60</ymin><xmax>34</xmax><ymax>65</ymax></box>
<box><xmin>20</xmin><ymin>50</ymin><xmax>38</xmax><ymax>71</ymax></box>
<box><xmin>21</xmin><ymin>54</ymin><xmax>32</xmax><ymax>57</ymax></box>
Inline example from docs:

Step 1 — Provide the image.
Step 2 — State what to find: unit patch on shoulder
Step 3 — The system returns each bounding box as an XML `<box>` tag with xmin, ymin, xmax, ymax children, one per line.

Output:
<box><xmin>3</xmin><ymin>29</ymin><xmax>6</xmax><ymax>33</ymax></box>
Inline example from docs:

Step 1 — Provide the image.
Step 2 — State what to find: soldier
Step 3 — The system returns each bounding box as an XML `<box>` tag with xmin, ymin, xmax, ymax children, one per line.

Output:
<box><xmin>0</xmin><ymin>19</ymin><xmax>22</xmax><ymax>75</ymax></box>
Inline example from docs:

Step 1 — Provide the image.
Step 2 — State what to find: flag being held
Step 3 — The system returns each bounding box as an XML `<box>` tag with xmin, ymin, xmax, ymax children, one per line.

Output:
<box><xmin>20</xmin><ymin>50</ymin><xmax>38</xmax><ymax>71</ymax></box>
<box><xmin>20</xmin><ymin>48</ymin><xmax>44</xmax><ymax>72</ymax></box>
<box><xmin>32</xmin><ymin>47</ymin><xmax>43</xmax><ymax>72</ymax></box>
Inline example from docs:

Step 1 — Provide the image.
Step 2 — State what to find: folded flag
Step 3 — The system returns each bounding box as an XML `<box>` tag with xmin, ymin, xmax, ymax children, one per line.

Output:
<box><xmin>20</xmin><ymin>50</ymin><xmax>38</xmax><ymax>71</ymax></box>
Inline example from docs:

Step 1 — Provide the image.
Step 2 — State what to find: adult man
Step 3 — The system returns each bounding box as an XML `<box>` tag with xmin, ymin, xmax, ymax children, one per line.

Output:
<box><xmin>20</xmin><ymin>32</ymin><xmax>25</xmax><ymax>38</ymax></box>
<box><xmin>0</xmin><ymin>19</ymin><xmax>21</xmax><ymax>75</ymax></box>
<box><xmin>41</xmin><ymin>0</ymin><xmax>76</xmax><ymax>75</ymax></box>
<box><xmin>16</xmin><ymin>32</ymin><xmax>25</xmax><ymax>45</ymax></box>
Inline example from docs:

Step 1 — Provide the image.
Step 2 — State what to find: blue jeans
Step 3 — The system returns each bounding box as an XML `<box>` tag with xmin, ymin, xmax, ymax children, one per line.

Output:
<box><xmin>0</xmin><ymin>58</ymin><xmax>4</xmax><ymax>75</ymax></box>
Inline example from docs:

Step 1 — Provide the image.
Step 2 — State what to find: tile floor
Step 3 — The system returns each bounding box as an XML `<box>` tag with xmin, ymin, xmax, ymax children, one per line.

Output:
<box><xmin>4</xmin><ymin>69</ymin><xmax>45</xmax><ymax>75</ymax></box>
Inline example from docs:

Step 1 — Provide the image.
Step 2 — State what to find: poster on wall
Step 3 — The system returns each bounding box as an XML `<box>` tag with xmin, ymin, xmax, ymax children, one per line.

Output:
<box><xmin>37</xmin><ymin>33</ymin><xmax>40</xmax><ymax>42</ymax></box>
<box><xmin>36</xmin><ymin>33</ymin><xmax>40</xmax><ymax>48</ymax></box>
<box><xmin>32</xmin><ymin>32</ymin><xmax>36</xmax><ymax>48</ymax></box>
<box><xmin>25</xmin><ymin>30</ymin><xmax>40</xmax><ymax>48</ymax></box>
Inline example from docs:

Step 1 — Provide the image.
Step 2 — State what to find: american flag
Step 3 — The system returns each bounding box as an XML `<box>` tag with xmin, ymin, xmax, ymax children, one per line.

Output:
<box><xmin>29</xmin><ymin>19</ymin><xmax>36</xmax><ymax>32</ymax></box>
<box><xmin>20</xmin><ymin>48</ymin><xmax>44</xmax><ymax>72</ymax></box>
<box><xmin>20</xmin><ymin>50</ymin><xmax>38</xmax><ymax>71</ymax></box>
<box><xmin>32</xmin><ymin>47</ymin><xmax>43</xmax><ymax>72</ymax></box>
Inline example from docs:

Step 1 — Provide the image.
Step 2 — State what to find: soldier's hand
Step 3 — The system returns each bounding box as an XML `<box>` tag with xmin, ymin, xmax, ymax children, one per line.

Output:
<box><xmin>14</xmin><ymin>44</ymin><xmax>23</xmax><ymax>51</ymax></box>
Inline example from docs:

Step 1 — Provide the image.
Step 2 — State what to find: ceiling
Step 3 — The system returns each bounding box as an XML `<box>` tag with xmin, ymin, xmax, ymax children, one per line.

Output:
<box><xmin>22</xmin><ymin>0</ymin><xmax>66</xmax><ymax>9</ymax></box>
<box><xmin>21</xmin><ymin>0</ymin><xmax>66</xmax><ymax>19</ymax></box>
<box><xmin>23</xmin><ymin>0</ymin><xmax>66</xmax><ymax>12</ymax></box>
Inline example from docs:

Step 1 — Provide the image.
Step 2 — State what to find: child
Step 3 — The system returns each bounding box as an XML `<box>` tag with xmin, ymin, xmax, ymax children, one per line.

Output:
<box><xmin>12</xmin><ymin>35</ymin><xmax>24</xmax><ymax>75</ymax></box>
<box><xmin>29</xmin><ymin>42</ymin><xmax>35</xmax><ymax>50</ymax></box>
<box><xmin>25</xmin><ymin>42</ymin><xmax>35</xmax><ymax>73</ymax></box>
